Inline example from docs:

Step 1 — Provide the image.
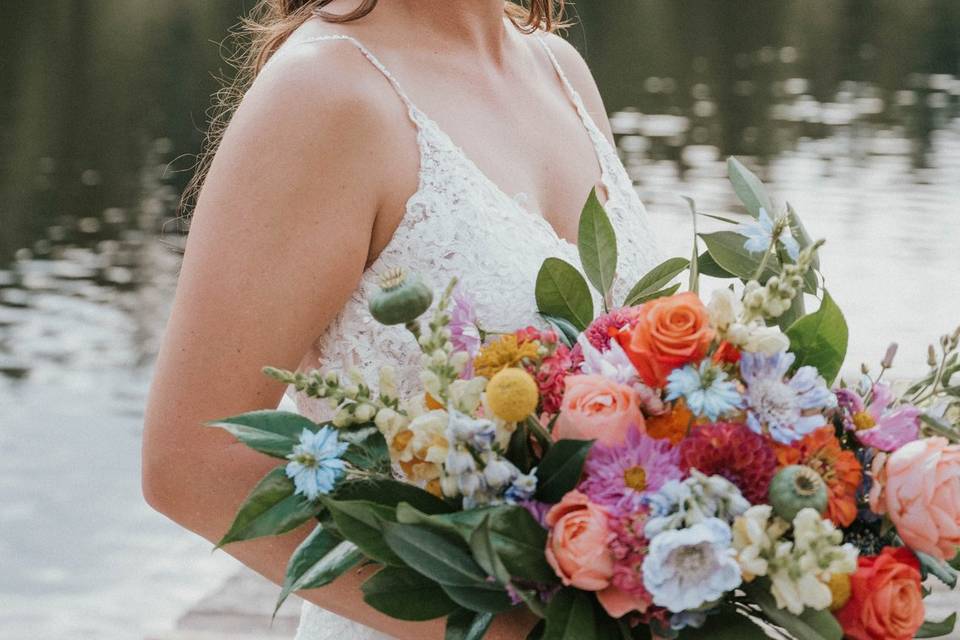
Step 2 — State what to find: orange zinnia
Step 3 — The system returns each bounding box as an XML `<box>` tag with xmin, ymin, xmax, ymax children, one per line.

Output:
<box><xmin>646</xmin><ymin>398</ymin><xmax>695</xmax><ymax>445</ymax></box>
<box><xmin>775</xmin><ymin>426</ymin><xmax>862</xmax><ymax>527</ymax></box>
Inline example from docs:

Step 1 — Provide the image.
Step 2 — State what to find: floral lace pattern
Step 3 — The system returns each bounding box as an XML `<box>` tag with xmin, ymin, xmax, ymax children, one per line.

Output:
<box><xmin>286</xmin><ymin>34</ymin><xmax>661</xmax><ymax>640</ymax></box>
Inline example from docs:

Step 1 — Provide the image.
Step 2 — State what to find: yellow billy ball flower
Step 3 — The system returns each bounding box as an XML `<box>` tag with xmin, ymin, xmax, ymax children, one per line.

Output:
<box><xmin>828</xmin><ymin>572</ymin><xmax>852</xmax><ymax>612</ymax></box>
<box><xmin>486</xmin><ymin>368</ymin><xmax>539</xmax><ymax>423</ymax></box>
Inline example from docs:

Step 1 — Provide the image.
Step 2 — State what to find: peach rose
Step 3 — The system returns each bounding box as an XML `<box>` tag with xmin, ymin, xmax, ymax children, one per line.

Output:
<box><xmin>544</xmin><ymin>490</ymin><xmax>614</xmax><ymax>590</ymax></box>
<box><xmin>835</xmin><ymin>547</ymin><xmax>925</xmax><ymax>640</ymax></box>
<box><xmin>869</xmin><ymin>437</ymin><xmax>960</xmax><ymax>560</ymax></box>
<box><xmin>617</xmin><ymin>292</ymin><xmax>714</xmax><ymax>389</ymax></box>
<box><xmin>552</xmin><ymin>375</ymin><xmax>645</xmax><ymax>446</ymax></box>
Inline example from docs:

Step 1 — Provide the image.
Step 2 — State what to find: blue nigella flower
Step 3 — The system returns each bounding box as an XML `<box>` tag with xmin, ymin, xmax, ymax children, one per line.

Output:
<box><xmin>665</xmin><ymin>360</ymin><xmax>744</xmax><ymax>421</ymax></box>
<box><xmin>285</xmin><ymin>427</ymin><xmax>349</xmax><ymax>500</ymax></box>
<box><xmin>739</xmin><ymin>351</ymin><xmax>837</xmax><ymax>444</ymax></box>
<box><xmin>735</xmin><ymin>207</ymin><xmax>800</xmax><ymax>260</ymax></box>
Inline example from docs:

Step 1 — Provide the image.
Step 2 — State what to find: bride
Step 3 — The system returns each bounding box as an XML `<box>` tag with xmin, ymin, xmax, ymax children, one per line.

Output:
<box><xmin>142</xmin><ymin>1</ymin><xmax>660</xmax><ymax>638</ymax></box>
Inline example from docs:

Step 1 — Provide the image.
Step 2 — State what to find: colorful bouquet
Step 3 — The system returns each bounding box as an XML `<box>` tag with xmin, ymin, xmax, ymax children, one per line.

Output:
<box><xmin>212</xmin><ymin>158</ymin><xmax>960</xmax><ymax>640</ymax></box>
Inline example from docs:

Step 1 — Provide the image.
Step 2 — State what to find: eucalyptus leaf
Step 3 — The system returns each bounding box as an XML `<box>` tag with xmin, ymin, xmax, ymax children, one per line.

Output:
<box><xmin>785</xmin><ymin>290</ymin><xmax>849</xmax><ymax>385</ymax></box>
<box><xmin>535</xmin><ymin>257</ymin><xmax>594</xmax><ymax>331</ymax></box>
<box><xmin>623</xmin><ymin>257</ymin><xmax>690</xmax><ymax>307</ymax></box>
<box><xmin>361</xmin><ymin>566</ymin><xmax>459</xmax><ymax>620</ymax></box>
<box><xmin>542</xmin><ymin>588</ymin><xmax>598</xmax><ymax>640</ymax></box>
<box><xmin>445</xmin><ymin>609</ymin><xmax>495</xmax><ymax>640</ymax></box>
<box><xmin>916</xmin><ymin>613</ymin><xmax>958</xmax><ymax>638</ymax></box>
<box><xmin>536</xmin><ymin>439</ymin><xmax>593</xmax><ymax>503</ymax></box>
<box><xmin>727</xmin><ymin>156</ymin><xmax>773</xmax><ymax>218</ymax></box>
<box><xmin>578</xmin><ymin>188</ymin><xmax>619</xmax><ymax>299</ymax></box>
<box><xmin>322</xmin><ymin>498</ymin><xmax>401</xmax><ymax>565</ymax></box>
<box><xmin>276</xmin><ymin>527</ymin><xmax>361</xmax><ymax>613</ymax></box>
<box><xmin>207</xmin><ymin>410</ymin><xmax>320</xmax><ymax>458</ymax></box>
<box><xmin>217</xmin><ymin>467</ymin><xmax>321</xmax><ymax>548</ymax></box>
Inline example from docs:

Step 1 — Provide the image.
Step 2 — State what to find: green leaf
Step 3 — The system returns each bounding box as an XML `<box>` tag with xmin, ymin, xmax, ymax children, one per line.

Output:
<box><xmin>727</xmin><ymin>156</ymin><xmax>773</xmax><ymax>218</ymax></box>
<box><xmin>916</xmin><ymin>550</ymin><xmax>959</xmax><ymax>588</ymax></box>
<box><xmin>339</xmin><ymin>425</ymin><xmax>390</xmax><ymax>474</ymax></box>
<box><xmin>916</xmin><ymin>613</ymin><xmax>958</xmax><ymax>638</ymax></box>
<box><xmin>747</xmin><ymin>580</ymin><xmax>843</xmax><ymax>640</ymax></box>
<box><xmin>677</xmin><ymin>608</ymin><xmax>770</xmax><ymax>639</ymax></box>
<box><xmin>623</xmin><ymin>257</ymin><xmax>690</xmax><ymax>307</ymax></box>
<box><xmin>697</xmin><ymin>211</ymin><xmax>745</xmax><ymax>225</ymax></box>
<box><xmin>536</xmin><ymin>439</ymin><xmax>593</xmax><ymax>503</ymax></box>
<box><xmin>445</xmin><ymin>609</ymin><xmax>495</xmax><ymax>640</ymax></box>
<box><xmin>334</xmin><ymin>478</ymin><xmax>453</xmax><ymax>515</ymax></box>
<box><xmin>507</xmin><ymin>419</ymin><xmax>534</xmax><ymax>473</ymax></box>
<box><xmin>785</xmin><ymin>290</ymin><xmax>849</xmax><ymax>385</ymax></box>
<box><xmin>395</xmin><ymin>503</ymin><xmax>555</xmax><ymax>584</ymax></box>
<box><xmin>361</xmin><ymin>566</ymin><xmax>459</xmax><ymax>620</ymax></box>
<box><xmin>382</xmin><ymin>522</ymin><xmax>488</xmax><ymax>586</ymax></box>
<box><xmin>630</xmin><ymin>283</ymin><xmax>682</xmax><ymax>306</ymax></box>
<box><xmin>578</xmin><ymin>188</ymin><xmax>619</xmax><ymax>299</ymax></box>
<box><xmin>276</xmin><ymin>526</ymin><xmax>361</xmax><ymax>613</ymax></box>
<box><xmin>699</xmin><ymin>231</ymin><xmax>779</xmax><ymax>282</ymax></box>
<box><xmin>786</xmin><ymin>202</ymin><xmax>820</xmax><ymax>271</ymax></box>
<box><xmin>469</xmin><ymin>516</ymin><xmax>511</xmax><ymax>584</ymax></box>
<box><xmin>543</xmin><ymin>589</ymin><xmax>598</xmax><ymax>640</ymax></box>
<box><xmin>527</xmin><ymin>620</ymin><xmax>546</xmax><ymax>640</ymax></box>
<box><xmin>539</xmin><ymin>313</ymin><xmax>581</xmax><ymax>349</ymax></box>
<box><xmin>697</xmin><ymin>251</ymin><xmax>737</xmax><ymax>278</ymax></box>
<box><xmin>207</xmin><ymin>410</ymin><xmax>321</xmax><ymax>458</ymax></box>
<box><xmin>441</xmin><ymin>583</ymin><xmax>515</xmax><ymax>614</ymax></box>
<box><xmin>687</xmin><ymin>197</ymin><xmax>700</xmax><ymax>295</ymax></box>
<box><xmin>217</xmin><ymin>467</ymin><xmax>321</xmax><ymax>548</ymax></box>
<box><xmin>535</xmin><ymin>257</ymin><xmax>594</xmax><ymax>332</ymax></box>
<box><xmin>322</xmin><ymin>498</ymin><xmax>401</xmax><ymax>565</ymax></box>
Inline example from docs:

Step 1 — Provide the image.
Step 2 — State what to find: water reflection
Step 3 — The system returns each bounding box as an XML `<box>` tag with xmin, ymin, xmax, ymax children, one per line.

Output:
<box><xmin>1</xmin><ymin>1</ymin><xmax>959</xmax><ymax>638</ymax></box>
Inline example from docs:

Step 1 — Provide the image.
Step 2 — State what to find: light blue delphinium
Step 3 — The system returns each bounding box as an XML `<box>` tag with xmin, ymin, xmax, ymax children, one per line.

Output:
<box><xmin>736</xmin><ymin>207</ymin><xmax>800</xmax><ymax>260</ymax></box>
<box><xmin>285</xmin><ymin>427</ymin><xmax>349</xmax><ymax>501</ymax></box>
<box><xmin>641</xmin><ymin>518</ymin><xmax>742</xmax><ymax>613</ymax></box>
<box><xmin>504</xmin><ymin>468</ymin><xmax>538</xmax><ymax>504</ymax></box>
<box><xmin>665</xmin><ymin>360</ymin><xmax>744</xmax><ymax>421</ymax></box>
<box><xmin>739</xmin><ymin>351</ymin><xmax>837</xmax><ymax>444</ymax></box>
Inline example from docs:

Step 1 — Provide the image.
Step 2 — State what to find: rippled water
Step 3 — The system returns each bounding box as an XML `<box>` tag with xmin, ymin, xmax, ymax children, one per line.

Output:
<box><xmin>2</xmin><ymin>2</ymin><xmax>960</xmax><ymax>638</ymax></box>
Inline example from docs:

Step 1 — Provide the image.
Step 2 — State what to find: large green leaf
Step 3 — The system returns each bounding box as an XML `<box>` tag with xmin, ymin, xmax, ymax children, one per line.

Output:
<box><xmin>361</xmin><ymin>566</ymin><xmax>459</xmax><ymax>620</ymax></box>
<box><xmin>322</xmin><ymin>498</ymin><xmax>401</xmax><ymax>565</ymax></box>
<box><xmin>785</xmin><ymin>290</ymin><xmax>848</xmax><ymax>385</ymax></box>
<box><xmin>916</xmin><ymin>613</ymin><xmax>958</xmax><ymax>638</ymax></box>
<box><xmin>207</xmin><ymin>410</ymin><xmax>320</xmax><ymax>458</ymax></box>
<box><xmin>536</xmin><ymin>439</ymin><xmax>593</xmax><ymax>503</ymax></box>
<box><xmin>697</xmin><ymin>251</ymin><xmax>737</xmax><ymax>279</ymax></box>
<box><xmin>578</xmin><ymin>188</ymin><xmax>619</xmax><ymax>299</ymax></box>
<box><xmin>445</xmin><ymin>609</ymin><xmax>495</xmax><ymax>640</ymax></box>
<box><xmin>217</xmin><ymin>467</ymin><xmax>321</xmax><ymax>548</ymax></box>
<box><xmin>382</xmin><ymin>522</ymin><xmax>489</xmax><ymax>586</ymax></box>
<box><xmin>623</xmin><ymin>257</ymin><xmax>690</xmax><ymax>307</ymax></box>
<box><xmin>747</xmin><ymin>580</ymin><xmax>843</xmax><ymax>640</ymax></box>
<box><xmin>699</xmin><ymin>231</ymin><xmax>779</xmax><ymax>283</ymax></box>
<box><xmin>469</xmin><ymin>516</ymin><xmax>511</xmax><ymax>584</ymax></box>
<box><xmin>542</xmin><ymin>589</ymin><xmax>598</xmax><ymax>640</ymax></box>
<box><xmin>276</xmin><ymin>526</ymin><xmax>361</xmax><ymax>612</ymax></box>
<box><xmin>727</xmin><ymin>157</ymin><xmax>773</xmax><ymax>218</ymax></box>
<box><xmin>441</xmin><ymin>583</ymin><xmax>515</xmax><ymax>614</ymax></box>
<box><xmin>334</xmin><ymin>478</ymin><xmax>453</xmax><ymax>515</ymax></box>
<box><xmin>677</xmin><ymin>608</ymin><xmax>771</xmax><ymax>639</ymax></box>
<box><xmin>535</xmin><ymin>257</ymin><xmax>594</xmax><ymax>331</ymax></box>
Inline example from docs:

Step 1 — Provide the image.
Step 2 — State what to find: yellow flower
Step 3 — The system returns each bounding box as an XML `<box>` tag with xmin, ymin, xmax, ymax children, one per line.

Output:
<box><xmin>486</xmin><ymin>368</ymin><xmax>539</xmax><ymax>422</ymax></box>
<box><xmin>473</xmin><ymin>335</ymin><xmax>539</xmax><ymax>379</ymax></box>
<box><xmin>827</xmin><ymin>572</ymin><xmax>852</xmax><ymax>611</ymax></box>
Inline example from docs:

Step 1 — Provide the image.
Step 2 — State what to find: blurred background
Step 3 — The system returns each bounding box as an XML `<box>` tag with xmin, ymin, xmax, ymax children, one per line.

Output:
<box><xmin>1</xmin><ymin>1</ymin><xmax>959</xmax><ymax>638</ymax></box>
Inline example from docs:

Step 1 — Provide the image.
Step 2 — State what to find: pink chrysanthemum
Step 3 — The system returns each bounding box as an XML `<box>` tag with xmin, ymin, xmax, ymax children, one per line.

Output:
<box><xmin>532</xmin><ymin>344</ymin><xmax>582</xmax><ymax>415</ymax></box>
<box><xmin>584</xmin><ymin>308</ymin><xmax>639</xmax><ymax>352</ymax></box>
<box><xmin>580</xmin><ymin>427</ymin><xmax>683</xmax><ymax>514</ymax></box>
<box><xmin>679</xmin><ymin>422</ymin><xmax>777</xmax><ymax>504</ymax></box>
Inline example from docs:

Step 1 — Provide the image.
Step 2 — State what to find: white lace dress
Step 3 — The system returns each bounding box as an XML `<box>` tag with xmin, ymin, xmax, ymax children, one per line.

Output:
<box><xmin>279</xmin><ymin>33</ymin><xmax>662</xmax><ymax>640</ymax></box>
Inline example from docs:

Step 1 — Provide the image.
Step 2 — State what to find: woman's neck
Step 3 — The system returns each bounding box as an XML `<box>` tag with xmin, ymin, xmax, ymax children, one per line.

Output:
<box><xmin>396</xmin><ymin>0</ymin><xmax>511</xmax><ymax>61</ymax></box>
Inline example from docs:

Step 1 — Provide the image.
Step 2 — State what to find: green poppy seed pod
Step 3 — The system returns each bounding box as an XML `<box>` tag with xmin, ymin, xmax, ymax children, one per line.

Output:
<box><xmin>368</xmin><ymin>268</ymin><xmax>433</xmax><ymax>326</ymax></box>
<box><xmin>768</xmin><ymin>465</ymin><xmax>828</xmax><ymax>523</ymax></box>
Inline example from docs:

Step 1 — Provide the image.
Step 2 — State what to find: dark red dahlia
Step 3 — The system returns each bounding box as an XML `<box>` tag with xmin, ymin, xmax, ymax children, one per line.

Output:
<box><xmin>679</xmin><ymin>422</ymin><xmax>777</xmax><ymax>504</ymax></box>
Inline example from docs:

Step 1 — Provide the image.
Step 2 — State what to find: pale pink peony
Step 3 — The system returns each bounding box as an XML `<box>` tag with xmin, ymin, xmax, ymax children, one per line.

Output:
<box><xmin>869</xmin><ymin>437</ymin><xmax>960</xmax><ymax>560</ymax></box>
<box><xmin>544</xmin><ymin>491</ymin><xmax>615</xmax><ymax>591</ymax></box>
<box><xmin>553</xmin><ymin>375</ymin><xmax>645</xmax><ymax>446</ymax></box>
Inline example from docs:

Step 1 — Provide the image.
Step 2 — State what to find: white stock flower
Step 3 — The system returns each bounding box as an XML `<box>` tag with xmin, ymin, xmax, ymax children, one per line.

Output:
<box><xmin>743</xmin><ymin>324</ymin><xmax>791</xmax><ymax>354</ymax></box>
<box><xmin>449</xmin><ymin>377</ymin><xmax>486</xmax><ymax>414</ymax></box>
<box><xmin>708</xmin><ymin>288</ymin><xmax>741</xmax><ymax>333</ymax></box>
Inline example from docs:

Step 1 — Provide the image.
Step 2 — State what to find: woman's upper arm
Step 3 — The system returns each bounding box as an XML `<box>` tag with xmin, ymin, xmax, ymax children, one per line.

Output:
<box><xmin>543</xmin><ymin>33</ymin><xmax>617</xmax><ymax>143</ymax></box>
<box><xmin>142</xmin><ymin>45</ymin><xmax>391</xmax><ymax>519</ymax></box>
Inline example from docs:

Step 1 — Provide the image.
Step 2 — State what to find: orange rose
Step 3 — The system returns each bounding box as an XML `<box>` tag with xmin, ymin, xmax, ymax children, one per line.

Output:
<box><xmin>545</xmin><ymin>491</ymin><xmax>614</xmax><ymax>590</ymax></box>
<box><xmin>835</xmin><ymin>547</ymin><xmax>925</xmax><ymax>640</ymax></box>
<box><xmin>617</xmin><ymin>292</ymin><xmax>714</xmax><ymax>388</ymax></box>
<box><xmin>869</xmin><ymin>437</ymin><xmax>960</xmax><ymax>560</ymax></box>
<box><xmin>552</xmin><ymin>375</ymin><xmax>645</xmax><ymax>446</ymax></box>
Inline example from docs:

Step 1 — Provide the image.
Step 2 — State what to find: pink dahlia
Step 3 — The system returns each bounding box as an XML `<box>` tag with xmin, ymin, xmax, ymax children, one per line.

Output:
<box><xmin>598</xmin><ymin>510</ymin><xmax>654</xmax><ymax>618</ymax></box>
<box><xmin>679</xmin><ymin>422</ymin><xmax>777</xmax><ymax>504</ymax></box>
<box><xmin>837</xmin><ymin>384</ymin><xmax>920</xmax><ymax>452</ymax></box>
<box><xmin>580</xmin><ymin>427</ymin><xmax>682</xmax><ymax>514</ymax></box>
<box><xmin>584</xmin><ymin>308</ymin><xmax>640</xmax><ymax>352</ymax></box>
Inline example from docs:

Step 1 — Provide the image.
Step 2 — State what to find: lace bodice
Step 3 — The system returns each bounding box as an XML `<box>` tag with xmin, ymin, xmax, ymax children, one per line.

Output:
<box><xmin>287</xmin><ymin>33</ymin><xmax>660</xmax><ymax>424</ymax></box>
<box><xmin>286</xmin><ymin>33</ymin><xmax>661</xmax><ymax>640</ymax></box>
